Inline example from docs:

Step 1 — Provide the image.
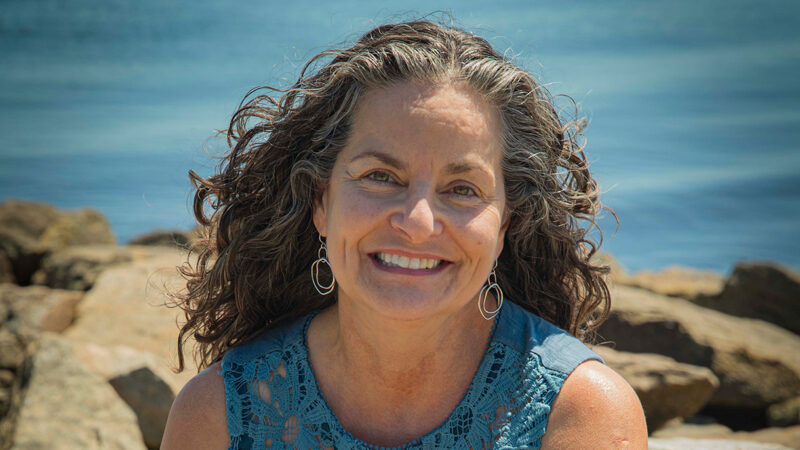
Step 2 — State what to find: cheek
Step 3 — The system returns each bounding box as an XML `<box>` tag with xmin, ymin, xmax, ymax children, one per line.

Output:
<box><xmin>328</xmin><ymin>192</ymin><xmax>386</xmax><ymax>228</ymax></box>
<box><xmin>453</xmin><ymin>207</ymin><xmax>506</xmax><ymax>251</ymax></box>
<box><xmin>325</xmin><ymin>190</ymin><xmax>387</xmax><ymax>263</ymax></box>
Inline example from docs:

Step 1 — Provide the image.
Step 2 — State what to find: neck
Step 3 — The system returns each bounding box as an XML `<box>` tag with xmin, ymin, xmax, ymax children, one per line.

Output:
<box><xmin>307</xmin><ymin>298</ymin><xmax>497</xmax><ymax>446</ymax></box>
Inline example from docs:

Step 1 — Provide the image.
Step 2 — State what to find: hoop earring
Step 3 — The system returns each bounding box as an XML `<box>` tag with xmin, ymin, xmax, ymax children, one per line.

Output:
<box><xmin>478</xmin><ymin>260</ymin><xmax>503</xmax><ymax>320</ymax></box>
<box><xmin>311</xmin><ymin>235</ymin><xmax>336</xmax><ymax>295</ymax></box>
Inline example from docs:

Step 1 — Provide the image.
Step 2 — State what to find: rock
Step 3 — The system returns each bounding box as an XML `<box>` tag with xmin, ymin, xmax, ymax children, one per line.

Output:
<box><xmin>654</xmin><ymin>423</ymin><xmax>800</xmax><ymax>450</ymax></box>
<box><xmin>625</xmin><ymin>266</ymin><xmax>725</xmax><ymax>299</ymax></box>
<box><xmin>768</xmin><ymin>397</ymin><xmax>800</xmax><ymax>427</ymax></box>
<box><xmin>0</xmin><ymin>200</ymin><xmax>60</xmax><ymax>285</ymax></box>
<box><xmin>692</xmin><ymin>262</ymin><xmax>800</xmax><ymax>335</ymax></box>
<box><xmin>70</xmin><ymin>343</ymin><xmax>164</xmax><ymax>379</ymax></box>
<box><xmin>64</xmin><ymin>246</ymin><xmax>197</xmax><ymax>395</ymax></box>
<box><xmin>68</xmin><ymin>343</ymin><xmax>177</xmax><ymax>449</ymax></box>
<box><xmin>726</xmin><ymin>426</ymin><xmax>800</xmax><ymax>450</ymax></box>
<box><xmin>0</xmin><ymin>368</ymin><xmax>14</xmax><ymax>412</ymax></box>
<box><xmin>651</xmin><ymin>418</ymin><xmax>734</xmax><ymax>439</ymax></box>
<box><xmin>109</xmin><ymin>367</ymin><xmax>175</xmax><ymax>449</ymax></box>
<box><xmin>648</xmin><ymin>437</ymin><xmax>792</xmax><ymax>449</ymax></box>
<box><xmin>32</xmin><ymin>245</ymin><xmax>132</xmax><ymax>291</ymax></box>
<box><xmin>593</xmin><ymin>346</ymin><xmax>719</xmax><ymax>431</ymax></box>
<box><xmin>61</xmin><ymin>247</ymin><xmax>196</xmax><ymax>449</ymax></box>
<box><xmin>0</xmin><ymin>200</ymin><xmax>116</xmax><ymax>286</ymax></box>
<box><xmin>0</xmin><ymin>326</ymin><xmax>31</xmax><ymax>375</ymax></box>
<box><xmin>37</xmin><ymin>293</ymin><xmax>83</xmax><ymax>334</ymax></box>
<box><xmin>128</xmin><ymin>229</ymin><xmax>191</xmax><ymax>248</ymax></box>
<box><xmin>11</xmin><ymin>333</ymin><xmax>146</xmax><ymax>449</ymax></box>
<box><xmin>0</xmin><ymin>201</ymin><xmax>60</xmax><ymax>238</ymax></box>
<box><xmin>0</xmin><ymin>284</ymin><xmax>84</xmax><ymax>446</ymax></box>
<box><xmin>0</xmin><ymin>327</ymin><xmax>32</xmax><ymax>448</ymax></box>
<box><xmin>0</xmin><ymin>284</ymin><xmax>84</xmax><ymax>334</ymax></box>
<box><xmin>37</xmin><ymin>209</ymin><xmax>116</xmax><ymax>250</ymax></box>
<box><xmin>598</xmin><ymin>285</ymin><xmax>800</xmax><ymax>411</ymax></box>
<box><xmin>0</xmin><ymin>254</ymin><xmax>14</xmax><ymax>284</ymax></box>
<box><xmin>0</xmin><ymin>287</ymin><xmax>35</xmax><ymax>446</ymax></box>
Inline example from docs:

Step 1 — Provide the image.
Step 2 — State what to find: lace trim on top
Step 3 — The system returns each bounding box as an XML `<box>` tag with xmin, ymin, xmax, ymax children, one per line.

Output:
<box><xmin>222</xmin><ymin>304</ymin><xmax>579</xmax><ymax>449</ymax></box>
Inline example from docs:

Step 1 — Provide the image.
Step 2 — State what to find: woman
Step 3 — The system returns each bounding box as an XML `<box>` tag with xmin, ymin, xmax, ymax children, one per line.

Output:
<box><xmin>162</xmin><ymin>20</ymin><xmax>647</xmax><ymax>449</ymax></box>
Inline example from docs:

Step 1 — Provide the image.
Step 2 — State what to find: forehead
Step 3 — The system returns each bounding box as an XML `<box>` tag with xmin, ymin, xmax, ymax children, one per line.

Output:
<box><xmin>343</xmin><ymin>81</ymin><xmax>504</xmax><ymax>168</ymax></box>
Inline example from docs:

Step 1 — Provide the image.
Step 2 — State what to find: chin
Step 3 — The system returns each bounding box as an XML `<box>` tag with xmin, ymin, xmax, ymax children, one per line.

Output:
<box><xmin>350</xmin><ymin>286</ymin><xmax>466</xmax><ymax>322</ymax></box>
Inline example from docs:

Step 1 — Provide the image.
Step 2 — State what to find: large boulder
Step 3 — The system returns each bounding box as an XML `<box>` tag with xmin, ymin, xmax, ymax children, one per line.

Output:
<box><xmin>0</xmin><ymin>201</ymin><xmax>61</xmax><ymax>285</ymax></box>
<box><xmin>62</xmin><ymin>247</ymin><xmax>195</xmax><ymax>449</ymax></box>
<box><xmin>0</xmin><ymin>284</ymin><xmax>83</xmax><ymax>335</ymax></box>
<box><xmin>0</xmin><ymin>200</ymin><xmax>116</xmax><ymax>286</ymax></box>
<box><xmin>36</xmin><ymin>209</ymin><xmax>116</xmax><ymax>250</ymax></box>
<box><xmin>11</xmin><ymin>333</ymin><xmax>146</xmax><ymax>449</ymax></box>
<box><xmin>0</xmin><ymin>201</ymin><xmax>61</xmax><ymax>239</ymax></box>
<box><xmin>625</xmin><ymin>266</ymin><xmax>725</xmax><ymax>299</ymax></box>
<box><xmin>64</xmin><ymin>247</ymin><xmax>197</xmax><ymax>386</ymax></box>
<box><xmin>32</xmin><ymin>245</ymin><xmax>132</xmax><ymax>291</ymax></box>
<box><xmin>0</xmin><ymin>284</ymin><xmax>84</xmax><ymax>447</ymax></box>
<box><xmin>0</xmin><ymin>316</ymin><xmax>35</xmax><ymax>448</ymax></box>
<box><xmin>593</xmin><ymin>346</ymin><xmax>719</xmax><ymax>431</ymax></box>
<box><xmin>70</xmin><ymin>343</ymin><xmax>177</xmax><ymax>450</ymax></box>
<box><xmin>598</xmin><ymin>286</ymin><xmax>800</xmax><ymax>411</ymax></box>
<box><xmin>692</xmin><ymin>262</ymin><xmax>800</xmax><ymax>335</ymax></box>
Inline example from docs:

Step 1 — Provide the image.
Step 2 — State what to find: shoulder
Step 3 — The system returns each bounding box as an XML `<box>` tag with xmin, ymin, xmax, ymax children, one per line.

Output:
<box><xmin>496</xmin><ymin>301</ymin><xmax>604</xmax><ymax>374</ymax></box>
<box><xmin>161</xmin><ymin>362</ymin><xmax>228</xmax><ymax>450</ymax></box>
<box><xmin>540</xmin><ymin>360</ymin><xmax>648</xmax><ymax>449</ymax></box>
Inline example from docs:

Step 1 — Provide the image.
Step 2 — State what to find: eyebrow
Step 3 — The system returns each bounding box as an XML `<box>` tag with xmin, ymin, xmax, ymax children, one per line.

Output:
<box><xmin>348</xmin><ymin>150</ymin><xmax>489</xmax><ymax>176</ymax></box>
<box><xmin>349</xmin><ymin>151</ymin><xmax>404</xmax><ymax>169</ymax></box>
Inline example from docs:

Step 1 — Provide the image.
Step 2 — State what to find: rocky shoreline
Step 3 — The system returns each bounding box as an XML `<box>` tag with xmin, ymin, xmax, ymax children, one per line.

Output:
<box><xmin>1</xmin><ymin>199</ymin><xmax>798</xmax><ymax>449</ymax></box>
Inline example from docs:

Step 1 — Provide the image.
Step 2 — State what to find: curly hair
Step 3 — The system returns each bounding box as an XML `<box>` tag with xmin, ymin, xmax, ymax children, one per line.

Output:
<box><xmin>173</xmin><ymin>19</ymin><xmax>613</xmax><ymax>372</ymax></box>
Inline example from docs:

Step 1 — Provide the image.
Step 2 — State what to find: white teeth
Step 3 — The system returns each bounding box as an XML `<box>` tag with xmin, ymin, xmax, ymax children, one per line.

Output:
<box><xmin>376</xmin><ymin>253</ymin><xmax>443</xmax><ymax>270</ymax></box>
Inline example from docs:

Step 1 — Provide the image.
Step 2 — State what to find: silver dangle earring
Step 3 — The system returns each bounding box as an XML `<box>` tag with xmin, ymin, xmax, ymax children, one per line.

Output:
<box><xmin>311</xmin><ymin>235</ymin><xmax>336</xmax><ymax>295</ymax></box>
<box><xmin>478</xmin><ymin>260</ymin><xmax>503</xmax><ymax>320</ymax></box>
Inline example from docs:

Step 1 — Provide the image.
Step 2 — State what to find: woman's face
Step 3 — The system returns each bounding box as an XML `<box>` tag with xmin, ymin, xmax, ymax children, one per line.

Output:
<box><xmin>313</xmin><ymin>81</ymin><xmax>508</xmax><ymax>320</ymax></box>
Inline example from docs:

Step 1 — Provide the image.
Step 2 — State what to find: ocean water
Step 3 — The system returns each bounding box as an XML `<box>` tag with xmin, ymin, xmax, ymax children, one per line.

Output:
<box><xmin>1</xmin><ymin>0</ymin><xmax>798</xmax><ymax>274</ymax></box>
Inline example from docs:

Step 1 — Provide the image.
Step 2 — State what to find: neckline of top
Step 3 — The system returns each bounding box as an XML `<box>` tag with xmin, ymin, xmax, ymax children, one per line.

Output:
<box><xmin>300</xmin><ymin>305</ymin><xmax>503</xmax><ymax>449</ymax></box>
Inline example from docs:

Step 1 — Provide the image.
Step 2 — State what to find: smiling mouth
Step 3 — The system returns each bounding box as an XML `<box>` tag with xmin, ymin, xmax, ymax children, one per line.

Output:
<box><xmin>373</xmin><ymin>252</ymin><xmax>445</xmax><ymax>270</ymax></box>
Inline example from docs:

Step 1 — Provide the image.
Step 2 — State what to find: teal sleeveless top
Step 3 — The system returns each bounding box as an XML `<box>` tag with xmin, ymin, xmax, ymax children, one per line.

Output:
<box><xmin>221</xmin><ymin>300</ymin><xmax>604</xmax><ymax>449</ymax></box>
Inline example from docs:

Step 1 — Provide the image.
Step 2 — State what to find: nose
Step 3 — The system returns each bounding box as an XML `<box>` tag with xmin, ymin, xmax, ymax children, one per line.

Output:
<box><xmin>390</xmin><ymin>190</ymin><xmax>443</xmax><ymax>243</ymax></box>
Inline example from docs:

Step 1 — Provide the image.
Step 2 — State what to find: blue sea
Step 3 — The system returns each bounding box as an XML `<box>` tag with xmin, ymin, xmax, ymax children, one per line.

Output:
<box><xmin>1</xmin><ymin>0</ymin><xmax>798</xmax><ymax>274</ymax></box>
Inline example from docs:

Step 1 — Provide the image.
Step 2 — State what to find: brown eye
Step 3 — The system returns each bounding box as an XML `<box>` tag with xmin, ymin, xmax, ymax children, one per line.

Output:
<box><xmin>367</xmin><ymin>171</ymin><xmax>392</xmax><ymax>183</ymax></box>
<box><xmin>452</xmin><ymin>185</ymin><xmax>476</xmax><ymax>197</ymax></box>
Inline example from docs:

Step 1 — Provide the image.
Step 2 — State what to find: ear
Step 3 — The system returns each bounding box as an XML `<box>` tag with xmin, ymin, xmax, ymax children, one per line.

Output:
<box><xmin>312</xmin><ymin>186</ymin><xmax>328</xmax><ymax>238</ymax></box>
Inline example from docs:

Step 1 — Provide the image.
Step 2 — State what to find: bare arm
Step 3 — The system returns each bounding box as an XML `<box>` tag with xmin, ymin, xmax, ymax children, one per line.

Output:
<box><xmin>161</xmin><ymin>362</ymin><xmax>229</xmax><ymax>450</ymax></box>
<box><xmin>540</xmin><ymin>360</ymin><xmax>648</xmax><ymax>449</ymax></box>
